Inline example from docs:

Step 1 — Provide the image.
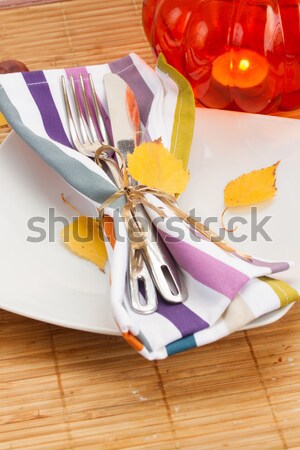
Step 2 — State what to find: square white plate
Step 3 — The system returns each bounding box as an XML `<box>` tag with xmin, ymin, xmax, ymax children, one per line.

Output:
<box><xmin>0</xmin><ymin>108</ymin><xmax>299</xmax><ymax>334</ymax></box>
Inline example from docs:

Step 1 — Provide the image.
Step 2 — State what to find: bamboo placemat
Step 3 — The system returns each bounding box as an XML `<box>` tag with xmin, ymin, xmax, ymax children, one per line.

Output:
<box><xmin>0</xmin><ymin>1</ymin><xmax>299</xmax><ymax>449</ymax></box>
<box><xmin>0</xmin><ymin>0</ymin><xmax>59</xmax><ymax>9</ymax></box>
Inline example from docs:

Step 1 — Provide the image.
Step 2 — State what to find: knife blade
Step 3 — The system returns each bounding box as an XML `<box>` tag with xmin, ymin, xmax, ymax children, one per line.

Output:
<box><xmin>104</xmin><ymin>72</ymin><xmax>187</xmax><ymax>305</ymax></box>
<box><xmin>103</xmin><ymin>73</ymin><xmax>139</xmax><ymax>156</ymax></box>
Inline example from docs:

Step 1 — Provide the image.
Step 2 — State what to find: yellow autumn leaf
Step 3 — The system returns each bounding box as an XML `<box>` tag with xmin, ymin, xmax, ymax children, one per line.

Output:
<box><xmin>61</xmin><ymin>216</ymin><xmax>108</xmax><ymax>271</ymax></box>
<box><xmin>127</xmin><ymin>141</ymin><xmax>190</xmax><ymax>195</ymax></box>
<box><xmin>0</xmin><ymin>113</ymin><xmax>8</xmax><ymax>128</ymax></box>
<box><xmin>224</xmin><ymin>161</ymin><xmax>280</xmax><ymax>207</ymax></box>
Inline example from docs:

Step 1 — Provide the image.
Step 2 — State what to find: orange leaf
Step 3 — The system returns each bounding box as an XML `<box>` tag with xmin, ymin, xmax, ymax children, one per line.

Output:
<box><xmin>126</xmin><ymin>86</ymin><xmax>140</xmax><ymax>145</ymax></box>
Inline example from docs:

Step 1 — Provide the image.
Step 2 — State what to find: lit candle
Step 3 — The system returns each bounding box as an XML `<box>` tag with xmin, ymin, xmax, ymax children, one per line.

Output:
<box><xmin>212</xmin><ymin>49</ymin><xmax>269</xmax><ymax>89</ymax></box>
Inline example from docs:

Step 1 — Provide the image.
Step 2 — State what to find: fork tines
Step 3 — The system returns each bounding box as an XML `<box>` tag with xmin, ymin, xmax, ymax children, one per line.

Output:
<box><xmin>61</xmin><ymin>73</ymin><xmax>109</xmax><ymax>157</ymax></box>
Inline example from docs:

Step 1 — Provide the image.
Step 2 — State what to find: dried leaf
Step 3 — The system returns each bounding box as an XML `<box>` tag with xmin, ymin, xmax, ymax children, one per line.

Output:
<box><xmin>224</xmin><ymin>161</ymin><xmax>280</xmax><ymax>207</ymax></box>
<box><xmin>127</xmin><ymin>141</ymin><xmax>190</xmax><ymax>195</ymax></box>
<box><xmin>61</xmin><ymin>216</ymin><xmax>108</xmax><ymax>271</ymax></box>
<box><xmin>0</xmin><ymin>113</ymin><xmax>8</xmax><ymax>128</ymax></box>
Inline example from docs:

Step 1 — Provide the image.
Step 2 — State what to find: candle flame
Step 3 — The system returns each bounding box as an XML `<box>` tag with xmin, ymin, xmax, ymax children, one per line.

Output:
<box><xmin>239</xmin><ymin>59</ymin><xmax>250</xmax><ymax>71</ymax></box>
<box><xmin>212</xmin><ymin>49</ymin><xmax>269</xmax><ymax>88</ymax></box>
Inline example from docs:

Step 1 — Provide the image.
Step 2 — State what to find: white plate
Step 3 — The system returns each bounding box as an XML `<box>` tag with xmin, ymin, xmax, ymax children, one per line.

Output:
<box><xmin>0</xmin><ymin>109</ymin><xmax>299</xmax><ymax>334</ymax></box>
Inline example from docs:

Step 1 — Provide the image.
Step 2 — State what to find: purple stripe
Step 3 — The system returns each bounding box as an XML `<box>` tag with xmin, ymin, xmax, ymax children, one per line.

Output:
<box><xmin>65</xmin><ymin>67</ymin><xmax>113</xmax><ymax>144</ymax></box>
<box><xmin>192</xmin><ymin>226</ymin><xmax>290</xmax><ymax>274</ymax></box>
<box><xmin>109</xmin><ymin>55</ymin><xmax>154</xmax><ymax>127</ymax></box>
<box><xmin>22</xmin><ymin>71</ymin><xmax>71</xmax><ymax>148</ymax></box>
<box><xmin>139</xmin><ymin>284</ymin><xmax>209</xmax><ymax>337</ymax></box>
<box><xmin>248</xmin><ymin>258</ymin><xmax>289</xmax><ymax>273</ymax></box>
<box><xmin>157</xmin><ymin>295</ymin><xmax>209</xmax><ymax>337</ymax></box>
<box><xmin>160</xmin><ymin>232</ymin><xmax>250</xmax><ymax>300</ymax></box>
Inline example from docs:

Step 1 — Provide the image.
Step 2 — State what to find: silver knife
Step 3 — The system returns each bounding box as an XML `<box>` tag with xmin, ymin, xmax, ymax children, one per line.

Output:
<box><xmin>104</xmin><ymin>73</ymin><xmax>187</xmax><ymax>305</ymax></box>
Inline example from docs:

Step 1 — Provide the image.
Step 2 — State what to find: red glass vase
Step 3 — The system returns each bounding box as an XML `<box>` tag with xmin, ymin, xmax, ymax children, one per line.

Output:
<box><xmin>143</xmin><ymin>0</ymin><xmax>300</xmax><ymax>113</ymax></box>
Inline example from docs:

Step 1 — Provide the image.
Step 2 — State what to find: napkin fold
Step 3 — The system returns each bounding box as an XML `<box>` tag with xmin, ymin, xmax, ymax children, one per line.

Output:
<box><xmin>0</xmin><ymin>53</ymin><xmax>298</xmax><ymax>360</ymax></box>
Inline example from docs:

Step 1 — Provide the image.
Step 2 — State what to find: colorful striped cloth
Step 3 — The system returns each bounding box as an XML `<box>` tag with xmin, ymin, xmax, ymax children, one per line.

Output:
<box><xmin>0</xmin><ymin>53</ymin><xmax>298</xmax><ymax>360</ymax></box>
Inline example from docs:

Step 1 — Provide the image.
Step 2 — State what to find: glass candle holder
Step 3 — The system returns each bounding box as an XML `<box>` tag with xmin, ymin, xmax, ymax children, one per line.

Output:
<box><xmin>143</xmin><ymin>0</ymin><xmax>300</xmax><ymax>113</ymax></box>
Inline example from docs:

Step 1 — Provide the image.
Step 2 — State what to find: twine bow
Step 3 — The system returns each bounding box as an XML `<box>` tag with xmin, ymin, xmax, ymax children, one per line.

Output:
<box><xmin>95</xmin><ymin>145</ymin><xmax>251</xmax><ymax>260</ymax></box>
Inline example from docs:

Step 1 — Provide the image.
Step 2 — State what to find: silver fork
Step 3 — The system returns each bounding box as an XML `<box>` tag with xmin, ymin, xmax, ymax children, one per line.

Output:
<box><xmin>61</xmin><ymin>73</ymin><xmax>158</xmax><ymax>315</ymax></box>
<box><xmin>61</xmin><ymin>74</ymin><xmax>111</xmax><ymax>155</ymax></box>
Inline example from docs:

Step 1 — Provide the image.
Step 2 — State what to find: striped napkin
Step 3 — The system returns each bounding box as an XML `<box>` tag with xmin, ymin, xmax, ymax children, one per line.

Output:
<box><xmin>0</xmin><ymin>53</ymin><xmax>298</xmax><ymax>360</ymax></box>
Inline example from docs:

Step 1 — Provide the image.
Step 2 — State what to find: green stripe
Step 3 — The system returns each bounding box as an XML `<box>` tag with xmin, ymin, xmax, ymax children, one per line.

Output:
<box><xmin>156</xmin><ymin>53</ymin><xmax>195</xmax><ymax>170</ymax></box>
<box><xmin>260</xmin><ymin>276</ymin><xmax>299</xmax><ymax>307</ymax></box>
